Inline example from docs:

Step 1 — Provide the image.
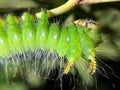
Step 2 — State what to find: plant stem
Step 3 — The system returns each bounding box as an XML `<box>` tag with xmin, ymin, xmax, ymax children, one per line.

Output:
<box><xmin>36</xmin><ymin>0</ymin><xmax>79</xmax><ymax>18</ymax></box>
<box><xmin>36</xmin><ymin>0</ymin><xmax>120</xmax><ymax>18</ymax></box>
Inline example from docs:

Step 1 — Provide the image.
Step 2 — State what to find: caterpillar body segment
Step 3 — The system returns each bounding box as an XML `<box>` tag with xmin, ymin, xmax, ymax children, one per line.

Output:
<box><xmin>77</xmin><ymin>25</ymin><xmax>95</xmax><ymax>60</ymax></box>
<box><xmin>7</xmin><ymin>15</ymin><xmax>23</xmax><ymax>55</ymax></box>
<box><xmin>22</xmin><ymin>13</ymin><xmax>36</xmax><ymax>51</ymax></box>
<box><xmin>66</xmin><ymin>23</ymin><xmax>82</xmax><ymax>61</ymax></box>
<box><xmin>75</xmin><ymin>19</ymin><xmax>101</xmax><ymax>74</ymax></box>
<box><xmin>76</xmin><ymin>25</ymin><xmax>97</xmax><ymax>74</ymax></box>
<box><xmin>47</xmin><ymin>23</ymin><xmax>60</xmax><ymax>52</ymax></box>
<box><xmin>36</xmin><ymin>12</ymin><xmax>49</xmax><ymax>50</ymax></box>
<box><xmin>63</xmin><ymin>23</ymin><xmax>82</xmax><ymax>74</ymax></box>
<box><xmin>56</xmin><ymin>26</ymin><xmax>70</xmax><ymax>57</ymax></box>
<box><xmin>74</xmin><ymin>19</ymin><xmax>101</xmax><ymax>47</ymax></box>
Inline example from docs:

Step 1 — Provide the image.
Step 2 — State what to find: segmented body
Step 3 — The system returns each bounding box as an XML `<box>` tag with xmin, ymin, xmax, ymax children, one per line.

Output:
<box><xmin>0</xmin><ymin>12</ymin><xmax>101</xmax><ymax>84</ymax></box>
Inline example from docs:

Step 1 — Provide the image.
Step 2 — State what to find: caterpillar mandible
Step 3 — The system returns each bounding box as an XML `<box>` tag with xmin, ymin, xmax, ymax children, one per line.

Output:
<box><xmin>0</xmin><ymin>11</ymin><xmax>101</xmax><ymax>85</ymax></box>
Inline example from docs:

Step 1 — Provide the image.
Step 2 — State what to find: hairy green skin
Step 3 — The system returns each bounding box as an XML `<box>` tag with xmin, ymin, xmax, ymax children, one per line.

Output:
<box><xmin>67</xmin><ymin>23</ymin><xmax>82</xmax><ymax>61</ymax></box>
<box><xmin>7</xmin><ymin>15</ymin><xmax>23</xmax><ymax>55</ymax></box>
<box><xmin>0</xmin><ymin>22</ymin><xmax>10</xmax><ymax>57</ymax></box>
<box><xmin>36</xmin><ymin>12</ymin><xmax>49</xmax><ymax>50</ymax></box>
<box><xmin>77</xmin><ymin>25</ymin><xmax>95</xmax><ymax>60</ymax></box>
<box><xmin>47</xmin><ymin>23</ymin><xmax>60</xmax><ymax>52</ymax></box>
<box><xmin>0</xmin><ymin>12</ymin><xmax>101</xmax><ymax>85</ymax></box>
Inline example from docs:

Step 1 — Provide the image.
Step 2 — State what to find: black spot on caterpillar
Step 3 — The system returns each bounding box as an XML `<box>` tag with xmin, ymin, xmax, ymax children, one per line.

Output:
<box><xmin>0</xmin><ymin>11</ymin><xmax>101</xmax><ymax>86</ymax></box>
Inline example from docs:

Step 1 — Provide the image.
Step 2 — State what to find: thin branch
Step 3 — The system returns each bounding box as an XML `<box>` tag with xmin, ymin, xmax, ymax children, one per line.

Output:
<box><xmin>36</xmin><ymin>0</ymin><xmax>120</xmax><ymax>18</ymax></box>
<box><xmin>36</xmin><ymin>0</ymin><xmax>79</xmax><ymax>18</ymax></box>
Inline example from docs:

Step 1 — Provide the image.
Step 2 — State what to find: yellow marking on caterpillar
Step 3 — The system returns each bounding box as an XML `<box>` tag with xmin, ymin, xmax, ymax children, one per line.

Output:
<box><xmin>63</xmin><ymin>59</ymin><xmax>74</xmax><ymax>74</ymax></box>
<box><xmin>89</xmin><ymin>59</ymin><xmax>97</xmax><ymax>74</ymax></box>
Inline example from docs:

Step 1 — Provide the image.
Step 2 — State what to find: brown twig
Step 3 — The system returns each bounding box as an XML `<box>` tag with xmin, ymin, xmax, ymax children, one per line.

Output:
<box><xmin>80</xmin><ymin>0</ymin><xmax>120</xmax><ymax>5</ymax></box>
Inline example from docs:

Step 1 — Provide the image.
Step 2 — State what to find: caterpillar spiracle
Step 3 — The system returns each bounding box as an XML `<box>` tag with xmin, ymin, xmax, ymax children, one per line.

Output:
<box><xmin>0</xmin><ymin>11</ymin><xmax>101</xmax><ymax>86</ymax></box>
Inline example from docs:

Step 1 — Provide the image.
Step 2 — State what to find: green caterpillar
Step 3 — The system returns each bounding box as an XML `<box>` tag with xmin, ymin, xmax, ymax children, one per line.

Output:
<box><xmin>0</xmin><ymin>11</ymin><xmax>101</xmax><ymax>85</ymax></box>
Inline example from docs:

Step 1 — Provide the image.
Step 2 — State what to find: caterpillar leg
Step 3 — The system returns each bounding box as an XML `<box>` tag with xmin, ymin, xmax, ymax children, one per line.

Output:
<box><xmin>89</xmin><ymin>59</ymin><xmax>97</xmax><ymax>74</ymax></box>
<box><xmin>63</xmin><ymin>59</ymin><xmax>74</xmax><ymax>74</ymax></box>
